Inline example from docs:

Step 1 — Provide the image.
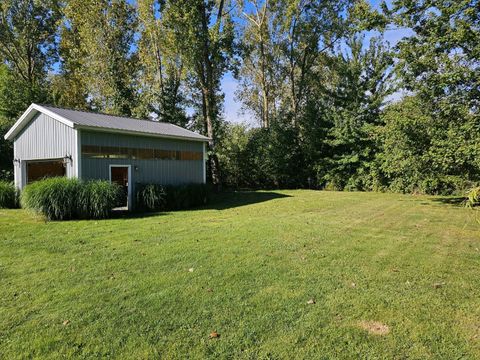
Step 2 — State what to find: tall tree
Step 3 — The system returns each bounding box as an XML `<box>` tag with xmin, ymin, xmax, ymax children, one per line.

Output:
<box><xmin>237</xmin><ymin>0</ymin><xmax>352</xmax><ymax>128</ymax></box>
<box><xmin>51</xmin><ymin>17</ymin><xmax>89</xmax><ymax>109</ymax></box>
<box><xmin>278</xmin><ymin>0</ymin><xmax>346</xmax><ymax>122</ymax></box>
<box><xmin>316</xmin><ymin>35</ymin><xmax>393</xmax><ymax>190</ymax></box>
<box><xmin>0</xmin><ymin>0</ymin><xmax>60</xmax><ymax>115</ymax></box>
<box><xmin>164</xmin><ymin>0</ymin><xmax>235</xmax><ymax>185</ymax></box>
<box><xmin>0</xmin><ymin>0</ymin><xmax>60</xmax><ymax>179</ymax></box>
<box><xmin>385</xmin><ymin>0</ymin><xmax>480</xmax><ymax>190</ymax></box>
<box><xmin>389</xmin><ymin>0</ymin><xmax>480</xmax><ymax>115</ymax></box>
<box><xmin>61</xmin><ymin>0</ymin><xmax>137</xmax><ymax>116</ymax></box>
<box><xmin>237</xmin><ymin>0</ymin><xmax>281</xmax><ymax>128</ymax></box>
<box><xmin>136</xmin><ymin>0</ymin><xmax>188</xmax><ymax>125</ymax></box>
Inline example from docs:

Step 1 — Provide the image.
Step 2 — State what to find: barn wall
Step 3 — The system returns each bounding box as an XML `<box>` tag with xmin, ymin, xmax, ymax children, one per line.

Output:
<box><xmin>80</xmin><ymin>130</ymin><xmax>205</xmax><ymax>186</ymax></box>
<box><xmin>14</xmin><ymin>112</ymin><xmax>78</xmax><ymax>187</ymax></box>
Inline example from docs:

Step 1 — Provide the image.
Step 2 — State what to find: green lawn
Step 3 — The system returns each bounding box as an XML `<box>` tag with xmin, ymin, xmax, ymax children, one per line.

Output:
<box><xmin>1</xmin><ymin>190</ymin><xmax>479</xmax><ymax>359</ymax></box>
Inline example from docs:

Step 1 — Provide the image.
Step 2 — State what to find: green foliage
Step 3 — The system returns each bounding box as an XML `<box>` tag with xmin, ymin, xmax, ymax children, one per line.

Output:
<box><xmin>378</xmin><ymin>0</ymin><xmax>480</xmax><ymax>196</ymax></box>
<box><xmin>237</xmin><ymin>0</ymin><xmax>353</xmax><ymax>128</ymax></box>
<box><xmin>164</xmin><ymin>184</ymin><xmax>210</xmax><ymax>210</ymax></box>
<box><xmin>135</xmin><ymin>184</ymin><xmax>166</xmax><ymax>211</ymax></box>
<box><xmin>0</xmin><ymin>181</ymin><xmax>18</xmax><ymax>208</ymax></box>
<box><xmin>390</xmin><ymin>0</ymin><xmax>480</xmax><ymax>116</ymax></box>
<box><xmin>0</xmin><ymin>0</ymin><xmax>60</xmax><ymax>99</ymax></box>
<box><xmin>312</xmin><ymin>34</ymin><xmax>393</xmax><ymax>191</ymax></box>
<box><xmin>59</xmin><ymin>0</ymin><xmax>137</xmax><ymax>115</ymax></box>
<box><xmin>379</xmin><ymin>96</ymin><xmax>480</xmax><ymax>195</ymax></box>
<box><xmin>0</xmin><ymin>110</ymin><xmax>14</xmax><ymax>181</ymax></box>
<box><xmin>135</xmin><ymin>183</ymin><xmax>209</xmax><ymax>212</ymax></box>
<box><xmin>134</xmin><ymin>0</ymin><xmax>189</xmax><ymax>125</ymax></box>
<box><xmin>466</xmin><ymin>187</ymin><xmax>480</xmax><ymax>208</ymax></box>
<box><xmin>217</xmin><ymin>121</ymin><xmax>308</xmax><ymax>189</ymax></box>
<box><xmin>217</xmin><ymin>123</ymin><xmax>250</xmax><ymax>187</ymax></box>
<box><xmin>0</xmin><ymin>0</ymin><xmax>57</xmax><ymax>178</ymax></box>
<box><xmin>21</xmin><ymin>178</ymin><xmax>120</xmax><ymax>220</ymax></box>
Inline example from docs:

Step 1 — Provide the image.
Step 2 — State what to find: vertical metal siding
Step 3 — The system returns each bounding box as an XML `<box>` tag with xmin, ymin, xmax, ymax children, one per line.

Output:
<box><xmin>14</xmin><ymin>112</ymin><xmax>78</xmax><ymax>185</ymax></box>
<box><xmin>80</xmin><ymin>131</ymin><xmax>204</xmax><ymax>186</ymax></box>
<box><xmin>15</xmin><ymin>113</ymin><xmax>77</xmax><ymax>160</ymax></box>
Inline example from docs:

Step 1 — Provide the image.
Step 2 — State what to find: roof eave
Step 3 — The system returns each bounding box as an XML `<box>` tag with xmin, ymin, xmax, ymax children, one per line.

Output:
<box><xmin>74</xmin><ymin>125</ymin><xmax>211</xmax><ymax>142</ymax></box>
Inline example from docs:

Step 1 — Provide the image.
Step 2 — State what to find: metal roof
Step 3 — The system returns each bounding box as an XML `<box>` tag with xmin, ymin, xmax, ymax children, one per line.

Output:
<box><xmin>4</xmin><ymin>104</ymin><xmax>210</xmax><ymax>142</ymax></box>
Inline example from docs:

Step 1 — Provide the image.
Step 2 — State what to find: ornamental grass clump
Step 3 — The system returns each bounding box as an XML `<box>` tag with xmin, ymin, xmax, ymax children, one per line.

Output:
<box><xmin>79</xmin><ymin>180</ymin><xmax>121</xmax><ymax>219</ymax></box>
<box><xmin>21</xmin><ymin>177</ymin><xmax>81</xmax><ymax>220</ymax></box>
<box><xmin>135</xmin><ymin>184</ymin><xmax>166</xmax><ymax>211</ymax></box>
<box><xmin>466</xmin><ymin>187</ymin><xmax>480</xmax><ymax>208</ymax></box>
<box><xmin>0</xmin><ymin>181</ymin><xmax>19</xmax><ymax>209</ymax></box>
<box><xmin>21</xmin><ymin>177</ymin><xmax>120</xmax><ymax>220</ymax></box>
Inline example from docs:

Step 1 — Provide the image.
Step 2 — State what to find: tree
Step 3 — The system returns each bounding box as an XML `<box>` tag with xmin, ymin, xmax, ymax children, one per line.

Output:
<box><xmin>216</xmin><ymin>123</ymin><xmax>250</xmax><ymax>187</ymax></box>
<box><xmin>0</xmin><ymin>0</ymin><xmax>60</xmax><ymax>179</ymax></box>
<box><xmin>237</xmin><ymin>0</ymin><xmax>352</xmax><ymax>127</ymax></box>
<box><xmin>237</xmin><ymin>0</ymin><xmax>281</xmax><ymax>128</ymax></box>
<box><xmin>61</xmin><ymin>0</ymin><xmax>137</xmax><ymax>115</ymax></box>
<box><xmin>136</xmin><ymin>0</ymin><xmax>188</xmax><ymax>125</ymax></box>
<box><xmin>384</xmin><ymin>0</ymin><xmax>480</xmax><ymax>192</ymax></box>
<box><xmin>0</xmin><ymin>0</ymin><xmax>60</xmax><ymax>110</ymax></box>
<box><xmin>316</xmin><ymin>35</ymin><xmax>393</xmax><ymax>190</ymax></box>
<box><xmin>51</xmin><ymin>16</ymin><xmax>89</xmax><ymax>110</ymax></box>
<box><xmin>164</xmin><ymin>0</ymin><xmax>235</xmax><ymax>185</ymax></box>
<box><xmin>0</xmin><ymin>65</ymin><xmax>19</xmax><ymax>180</ymax></box>
<box><xmin>379</xmin><ymin>96</ymin><xmax>436</xmax><ymax>193</ymax></box>
<box><xmin>389</xmin><ymin>0</ymin><xmax>480</xmax><ymax>115</ymax></box>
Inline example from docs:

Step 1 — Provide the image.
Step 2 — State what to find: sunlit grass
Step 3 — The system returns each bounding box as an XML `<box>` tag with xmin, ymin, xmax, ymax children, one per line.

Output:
<box><xmin>0</xmin><ymin>190</ymin><xmax>479</xmax><ymax>359</ymax></box>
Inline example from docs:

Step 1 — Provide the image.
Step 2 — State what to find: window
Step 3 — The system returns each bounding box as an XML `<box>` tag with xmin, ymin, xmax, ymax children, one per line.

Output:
<box><xmin>82</xmin><ymin>145</ymin><xmax>202</xmax><ymax>161</ymax></box>
<box><xmin>137</xmin><ymin>148</ymin><xmax>154</xmax><ymax>160</ymax></box>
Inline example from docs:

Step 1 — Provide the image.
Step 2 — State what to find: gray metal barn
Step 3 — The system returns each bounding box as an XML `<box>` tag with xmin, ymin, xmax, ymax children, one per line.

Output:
<box><xmin>4</xmin><ymin>104</ymin><xmax>209</xmax><ymax>209</ymax></box>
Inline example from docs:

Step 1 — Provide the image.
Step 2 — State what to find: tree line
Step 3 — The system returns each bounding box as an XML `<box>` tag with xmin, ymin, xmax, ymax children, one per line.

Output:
<box><xmin>1</xmin><ymin>0</ymin><xmax>479</xmax><ymax>194</ymax></box>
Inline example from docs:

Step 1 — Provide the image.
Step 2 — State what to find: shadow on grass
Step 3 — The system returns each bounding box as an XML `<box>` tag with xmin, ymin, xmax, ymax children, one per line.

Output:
<box><xmin>203</xmin><ymin>190</ymin><xmax>291</xmax><ymax>210</ymax></box>
<box><xmin>112</xmin><ymin>191</ymin><xmax>291</xmax><ymax>219</ymax></box>
<box><xmin>429</xmin><ymin>196</ymin><xmax>466</xmax><ymax>207</ymax></box>
<box><xmin>111</xmin><ymin>209</ymin><xmax>170</xmax><ymax>219</ymax></box>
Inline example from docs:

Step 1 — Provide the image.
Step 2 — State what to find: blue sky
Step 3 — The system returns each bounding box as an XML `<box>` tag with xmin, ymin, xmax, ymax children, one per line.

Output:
<box><xmin>222</xmin><ymin>0</ymin><xmax>414</xmax><ymax>125</ymax></box>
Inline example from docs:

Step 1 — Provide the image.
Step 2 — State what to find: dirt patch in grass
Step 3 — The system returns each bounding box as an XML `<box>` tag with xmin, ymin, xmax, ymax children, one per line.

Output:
<box><xmin>358</xmin><ymin>321</ymin><xmax>390</xmax><ymax>336</ymax></box>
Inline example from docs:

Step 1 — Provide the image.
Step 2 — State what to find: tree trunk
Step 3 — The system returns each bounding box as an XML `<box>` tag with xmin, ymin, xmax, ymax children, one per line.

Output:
<box><xmin>202</xmin><ymin>86</ymin><xmax>220</xmax><ymax>186</ymax></box>
<box><xmin>259</xmin><ymin>30</ymin><xmax>269</xmax><ymax>128</ymax></box>
<box><xmin>198</xmin><ymin>1</ymin><xmax>221</xmax><ymax>186</ymax></box>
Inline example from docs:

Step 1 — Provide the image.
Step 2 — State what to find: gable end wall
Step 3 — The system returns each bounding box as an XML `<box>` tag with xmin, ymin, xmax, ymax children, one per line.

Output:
<box><xmin>14</xmin><ymin>112</ymin><xmax>78</xmax><ymax>187</ymax></box>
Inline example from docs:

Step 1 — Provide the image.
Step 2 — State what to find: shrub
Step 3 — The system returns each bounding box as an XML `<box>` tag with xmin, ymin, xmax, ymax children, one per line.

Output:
<box><xmin>135</xmin><ymin>183</ymin><xmax>209</xmax><ymax>211</ymax></box>
<box><xmin>419</xmin><ymin>176</ymin><xmax>475</xmax><ymax>196</ymax></box>
<box><xmin>21</xmin><ymin>177</ymin><xmax>120</xmax><ymax>220</ymax></box>
<box><xmin>466</xmin><ymin>187</ymin><xmax>480</xmax><ymax>208</ymax></box>
<box><xmin>0</xmin><ymin>181</ymin><xmax>19</xmax><ymax>208</ymax></box>
<box><xmin>164</xmin><ymin>183</ymin><xmax>210</xmax><ymax>210</ymax></box>
<box><xmin>135</xmin><ymin>184</ymin><xmax>166</xmax><ymax>211</ymax></box>
<box><xmin>79</xmin><ymin>180</ymin><xmax>121</xmax><ymax>219</ymax></box>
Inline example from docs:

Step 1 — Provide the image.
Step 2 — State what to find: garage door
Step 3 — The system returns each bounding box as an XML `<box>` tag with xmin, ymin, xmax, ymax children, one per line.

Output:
<box><xmin>27</xmin><ymin>160</ymin><xmax>66</xmax><ymax>184</ymax></box>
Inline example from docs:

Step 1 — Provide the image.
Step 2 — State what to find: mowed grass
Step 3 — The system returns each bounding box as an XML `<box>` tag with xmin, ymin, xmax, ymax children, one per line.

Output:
<box><xmin>0</xmin><ymin>190</ymin><xmax>479</xmax><ymax>359</ymax></box>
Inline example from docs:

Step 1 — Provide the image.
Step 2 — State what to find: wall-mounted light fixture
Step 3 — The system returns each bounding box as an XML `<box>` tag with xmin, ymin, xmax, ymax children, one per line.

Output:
<box><xmin>13</xmin><ymin>158</ymin><xmax>20</xmax><ymax>166</ymax></box>
<box><xmin>63</xmin><ymin>154</ymin><xmax>72</xmax><ymax>166</ymax></box>
<box><xmin>134</xmin><ymin>165</ymin><xmax>139</xmax><ymax>172</ymax></box>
